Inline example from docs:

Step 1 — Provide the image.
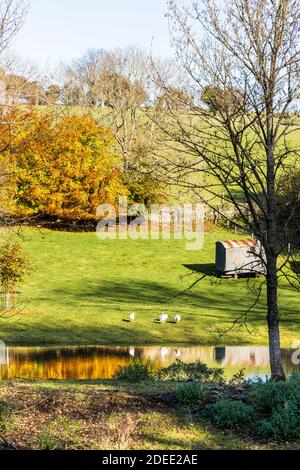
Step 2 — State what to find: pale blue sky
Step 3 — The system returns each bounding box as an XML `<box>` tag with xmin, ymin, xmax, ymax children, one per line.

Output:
<box><xmin>11</xmin><ymin>0</ymin><xmax>173</xmax><ymax>66</ymax></box>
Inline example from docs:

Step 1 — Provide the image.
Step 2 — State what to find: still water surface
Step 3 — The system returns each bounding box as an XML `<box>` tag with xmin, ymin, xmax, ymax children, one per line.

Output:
<box><xmin>0</xmin><ymin>345</ymin><xmax>299</xmax><ymax>380</ymax></box>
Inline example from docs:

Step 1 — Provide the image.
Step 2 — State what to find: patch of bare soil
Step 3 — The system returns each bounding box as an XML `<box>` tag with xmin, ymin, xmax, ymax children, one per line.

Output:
<box><xmin>0</xmin><ymin>383</ymin><xmax>173</xmax><ymax>450</ymax></box>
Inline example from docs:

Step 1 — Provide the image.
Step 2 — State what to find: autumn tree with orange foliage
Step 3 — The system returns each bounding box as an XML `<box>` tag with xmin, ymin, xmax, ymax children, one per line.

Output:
<box><xmin>1</xmin><ymin>109</ymin><xmax>127</xmax><ymax>221</ymax></box>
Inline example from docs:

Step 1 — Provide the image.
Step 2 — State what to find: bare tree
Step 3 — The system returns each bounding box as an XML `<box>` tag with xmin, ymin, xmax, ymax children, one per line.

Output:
<box><xmin>0</xmin><ymin>52</ymin><xmax>43</xmax><ymax>105</ymax></box>
<box><xmin>73</xmin><ymin>49</ymin><xmax>106</xmax><ymax>106</ymax></box>
<box><xmin>152</xmin><ymin>0</ymin><xmax>300</xmax><ymax>380</ymax></box>
<box><xmin>0</xmin><ymin>1</ymin><xmax>29</xmax><ymax>104</ymax></box>
<box><xmin>64</xmin><ymin>47</ymin><xmax>166</xmax><ymax>182</ymax></box>
<box><xmin>98</xmin><ymin>60</ymin><xmax>148</xmax><ymax>173</ymax></box>
<box><xmin>0</xmin><ymin>1</ymin><xmax>28</xmax><ymax>54</ymax></box>
<box><xmin>0</xmin><ymin>1</ymin><xmax>29</xmax><ymax>227</ymax></box>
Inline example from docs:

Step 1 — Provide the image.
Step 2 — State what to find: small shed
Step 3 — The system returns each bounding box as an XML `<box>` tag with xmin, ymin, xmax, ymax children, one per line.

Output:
<box><xmin>216</xmin><ymin>239</ymin><xmax>266</xmax><ymax>277</ymax></box>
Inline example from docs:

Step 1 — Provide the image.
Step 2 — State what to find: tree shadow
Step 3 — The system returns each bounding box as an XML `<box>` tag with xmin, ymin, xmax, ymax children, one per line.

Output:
<box><xmin>34</xmin><ymin>278</ymin><xmax>244</xmax><ymax>310</ymax></box>
<box><xmin>183</xmin><ymin>263</ymin><xmax>217</xmax><ymax>276</ymax></box>
<box><xmin>290</xmin><ymin>261</ymin><xmax>300</xmax><ymax>274</ymax></box>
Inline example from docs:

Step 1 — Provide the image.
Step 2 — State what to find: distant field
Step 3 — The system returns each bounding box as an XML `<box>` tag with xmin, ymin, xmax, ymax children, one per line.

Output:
<box><xmin>0</xmin><ymin>227</ymin><xmax>298</xmax><ymax>347</ymax></box>
<box><xmin>35</xmin><ymin>105</ymin><xmax>300</xmax><ymax>206</ymax></box>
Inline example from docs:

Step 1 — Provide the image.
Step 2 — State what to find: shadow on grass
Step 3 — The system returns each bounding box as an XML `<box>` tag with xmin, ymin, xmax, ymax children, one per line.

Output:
<box><xmin>6</xmin><ymin>274</ymin><xmax>299</xmax><ymax>346</ymax></box>
<box><xmin>26</xmin><ymin>275</ymin><xmax>300</xmax><ymax>318</ymax></box>
<box><xmin>183</xmin><ymin>263</ymin><xmax>217</xmax><ymax>276</ymax></box>
<box><xmin>291</xmin><ymin>261</ymin><xmax>300</xmax><ymax>274</ymax></box>
<box><xmin>34</xmin><ymin>278</ymin><xmax>262</xmax><ymax>311</ymax></box>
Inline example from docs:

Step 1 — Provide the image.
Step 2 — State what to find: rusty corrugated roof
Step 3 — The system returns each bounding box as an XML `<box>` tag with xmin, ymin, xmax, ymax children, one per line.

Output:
<box><xmin>221</xmin><ymin>239</ymin><xmax>258</xmax><ymax>249</ymax></box>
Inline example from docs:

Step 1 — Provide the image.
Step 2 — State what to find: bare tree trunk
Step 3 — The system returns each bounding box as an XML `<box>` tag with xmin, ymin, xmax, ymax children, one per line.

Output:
<box><xmin>265</xmin><ymin>129</ymin><xmax>285</xmax><ymax>380</ymax></box>
<box><xmin>163</xmin><ymin>0</ymin><xmax>300</xmax><ymax>381</ymax></box>
<box><xmin>266</xmin><ymin>254</ymin><xmax>286</xmax><ymax>381</ymax></box>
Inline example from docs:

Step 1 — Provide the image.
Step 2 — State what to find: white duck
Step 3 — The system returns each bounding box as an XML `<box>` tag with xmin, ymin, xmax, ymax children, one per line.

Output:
<box><xmin>129</xmin><ymin>312</ymin><xmax>135</xmax><ymax>322</ymax></box>
<box><xmin>174</xmin><ymin>314</ymin><xmax>181</xmax><ymax>324</ymax></box>
<box><xmin>159</xmin><ymin>313</ymin><xmax>168</xmax><ymax>323</ymax></box>
<box><xmin>129</xmin><ymin>347</ymin><xmax>135</xmax><ymax>358</ymax></box>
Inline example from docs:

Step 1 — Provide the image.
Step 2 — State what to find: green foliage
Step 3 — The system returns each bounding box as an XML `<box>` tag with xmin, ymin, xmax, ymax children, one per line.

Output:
<box><xmin>258</xmin><ymin>401</ymin><xmax>300</xmax><ymax>441</ymax></box>
<box><xmin>229</xmin><ymin>369</ymin><xmax>247</xmax><ymax>386</ymax></box>
<box><xmin>176</xmin><ymin>382</ymin><xmax>206</xmax><ymax>406</ymax></box>
<box><xmin>203</xmin><ymin>399</ymin><xmax>256</xmax><ymax>430</ymax></box>
<box><xmin>155</xmin><ymin>361</ymin><xmax>224</xmax><ymax>383</ymax></box>
<box><xmin>247</xmin><ymin>375</ymin><xmax>300</xmax><ymax>441</ymax></box>
<box><xmin>202</xmin><ymin>376</ymin><xmax>300</xmax><ymax>441</ymax></box>
<box><xmin>249</xmin><ymin>374</ymin><xmax>300</xmax><ymax>415</ymax></box>
<box><xmin>113</xmin><ymin>361</ymin><xmax>152</xmax><ymax>383</ymax></box>
<box><xmin>0</xmin><ymin>241</ymin><xmax>32</xmax><ymax>291</ymax></box>
<box><xmin>127</xmin><ymin>171</ymin><xmax>166</xmax><ymax>208</ymax></box>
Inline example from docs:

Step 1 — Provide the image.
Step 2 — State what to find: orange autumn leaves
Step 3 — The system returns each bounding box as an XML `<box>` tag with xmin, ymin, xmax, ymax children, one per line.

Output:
<box><xmin>0</xmin><ymin>109</ymin><xmax>127</xmax><ymax>220</ymax></box>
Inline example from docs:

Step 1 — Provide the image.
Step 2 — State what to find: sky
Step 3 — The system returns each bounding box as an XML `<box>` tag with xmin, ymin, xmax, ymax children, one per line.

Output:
<box><xmin>11</xmin><ymin>0</ymin><xmax>173</xmax><ymax>67</ymax></box>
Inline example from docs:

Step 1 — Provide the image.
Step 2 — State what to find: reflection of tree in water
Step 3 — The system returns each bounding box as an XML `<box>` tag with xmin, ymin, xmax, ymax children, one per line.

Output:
<box><xmin>0</xmin><ymin>346</ymin><xmax>299</xmax><ymax>380</ymax></box>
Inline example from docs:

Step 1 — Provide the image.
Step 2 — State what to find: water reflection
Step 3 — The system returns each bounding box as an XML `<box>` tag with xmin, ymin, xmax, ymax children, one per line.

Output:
<box><xmin>0</xmin><ymin>345</ymin><xmax>299</xmax><ymax>381</ymax></box>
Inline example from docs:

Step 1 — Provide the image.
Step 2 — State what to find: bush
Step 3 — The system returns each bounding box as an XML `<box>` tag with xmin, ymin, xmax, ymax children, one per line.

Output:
<box><xmin>203</xmin><ymin>399</ymin><xmax>256</xmax><ymax>430</ymax></box>
<box><xmin>155</xmin><ymin>361</ymin><xmax>224</xmax><ymax>383</ymax></box>
<box><xmin>258</xmin><ymin>400</ymin><xmax>300</xmax><ymax>441</ymax></box>
<box><xmin>199</xmin><ymin>376</ymin><xmax>300</xmax><ymax>441</ymax></box>
<box><xmin>248</xmin><ymin>375</ymin><xmax>300</xmax><ymax>441</ymax></box>
<box><xmin>249</xmin><ymin>374</ymin><xmax>300</xmax><ymax>415</ymax></box>
<box><xmin>229</xmin><ymin>369</ymin><xmax>247</xmax><ymax>386</ymax></box>
<box><xmin>176</xmin><ymin>382</ymin><xmax>206</xmax><ymax>406</ymax></box>
<box><xmin>0</xmin><ymin>241</ymin><xmax>32</xmax><ymax>292</ymax></box>
<box><xmin>113</xmin><ymin>361</ymin><xmax>152</xmax><ymax>383</ymax></box>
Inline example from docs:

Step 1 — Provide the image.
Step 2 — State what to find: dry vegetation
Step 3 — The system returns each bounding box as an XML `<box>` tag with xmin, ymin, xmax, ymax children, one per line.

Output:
<box><xmin>0</xmin><ymin>380</ymin><xmax>298</xmax><ymax>451</ymax></box>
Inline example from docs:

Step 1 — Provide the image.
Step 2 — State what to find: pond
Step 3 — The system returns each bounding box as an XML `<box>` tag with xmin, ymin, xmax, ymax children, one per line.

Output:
<box><xmin>0</xmin><ymin>345</ymin><xmax>299</xmax><ymax>381</ymax></box>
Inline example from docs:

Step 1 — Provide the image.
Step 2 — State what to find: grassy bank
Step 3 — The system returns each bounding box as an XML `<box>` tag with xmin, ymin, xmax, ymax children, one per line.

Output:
<box><xmin>0</xmin><ymin>379</ymin><xmax>298</xmax><ymax>450</ymax></box>
<box><xmin>0</xmin><ymin>227</ymin><xmax>298</xmax><ymax>347</ymax></box>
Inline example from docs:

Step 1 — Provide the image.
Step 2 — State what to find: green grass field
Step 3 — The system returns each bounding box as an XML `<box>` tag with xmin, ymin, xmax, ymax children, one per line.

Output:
<box><xmin>0</xmin><ymin>227</ymin><xmax>298</xmax><ymax>347</ymax></box>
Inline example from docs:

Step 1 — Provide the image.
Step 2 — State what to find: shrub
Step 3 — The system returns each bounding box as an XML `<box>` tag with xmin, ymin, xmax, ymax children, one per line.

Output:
<box><xmin>203</xmin><ymin>399</ymin><xmax>256</xmax><ymax>430</ymax></box>
<box><xmin>249</xmin><ymin>375</ymin><xmax>300</xmax><ymax>415</ymax></box>
<box><xmin>113</xmin><ymin>361</ymin><xmax>152</xmax><ymax>383</ymax></box>
<box><xmin>0</xmin><ymin>241</ymin><xmax>32</xmax><ymax>292</ymax></box>
<box><xmin>229</xmin><ymin>369</ymin><xmax>247</xmax><ymax>386</ymax></box>
<box><xmin>176</xmin><ymin>382</ymin><xmax>206</xmax><ymax>406</ymax></box>
<box><xmin>155</xmin><ymin>361</ymin><xmax>224</xmax><ymax>383</ymax></box>
<box><xmin>258</xmin><ymin>400</ymin><xmax>300</xmax><ymax>441</ymax></box>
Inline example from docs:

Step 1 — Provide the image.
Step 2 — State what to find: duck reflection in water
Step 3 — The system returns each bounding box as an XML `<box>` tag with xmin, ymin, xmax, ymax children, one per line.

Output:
<box><xmin>2</xmin><ymin>346</ymin><xmax>300</xmax><ymax>381</ymax></box>
<box><xmin>129</xmin><ymin>347</ymin><xmax>135</xmax><ymax>358</ymax></box>
<box><xmin>174</xmin><ymin>348</ymin><xmax>181</xmax><ymax>360</ymax></box>
<box><xmin>160</xmin><ymin>347</ymin><xmax>169</xmax><ymax>359</ymax></box>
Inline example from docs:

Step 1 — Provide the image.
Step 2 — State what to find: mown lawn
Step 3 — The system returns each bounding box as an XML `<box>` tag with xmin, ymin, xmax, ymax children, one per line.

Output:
<box><xmin>0</xmin><ymin>227</ymin><xmax>298</xmax><ymax>347</ymax></box>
